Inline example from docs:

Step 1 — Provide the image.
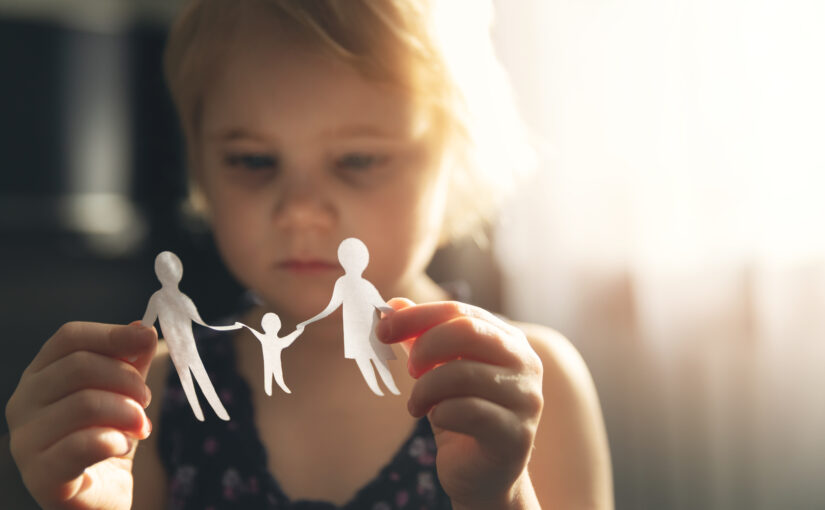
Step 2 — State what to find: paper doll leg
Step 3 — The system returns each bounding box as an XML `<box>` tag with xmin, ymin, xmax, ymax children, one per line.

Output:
<box><xmin>271</xmin><ymin>353</ymin><xmax>291</xmax><ymax>394</ymax></box>
<box><xmin>259</xmin><ymin>350</ymin><xmax>290</xmax><ymax>395</ymax></box>
<box><xmin>188</xmin><ymin>359</ymin><xmax>230</xmax><ymax>421</ymax></box>
<box><xmin>175</xmin><ymin>365</ymin><xmax>205</xmax><ymax>422</ymax></box>
<box><xmin>355</xmin><ymin>358</ymin><xmax>384</xmax><ymax>396</ymax></box>
<box><xmin>263</xmin><ymin>359</ymin><xmax>273</xmax><ymax>397</ymax></box>
<box><xmin>372</xmin><ymin>356</ymin><xmax>400</xmax><ymax>395</ymax></box>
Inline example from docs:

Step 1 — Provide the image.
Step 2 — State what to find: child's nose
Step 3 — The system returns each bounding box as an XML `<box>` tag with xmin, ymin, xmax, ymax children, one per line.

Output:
<box><xmin>273</xmin><ymin>175</ymin><xmax>336</xmax><ymax>230</ymax></box>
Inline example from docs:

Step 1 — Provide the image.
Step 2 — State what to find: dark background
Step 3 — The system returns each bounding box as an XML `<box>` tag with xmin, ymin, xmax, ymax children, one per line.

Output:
<box><xmin>0</xmin><ymin>14</ymin><xmax>244</xmax><ymax>436</ymax></box>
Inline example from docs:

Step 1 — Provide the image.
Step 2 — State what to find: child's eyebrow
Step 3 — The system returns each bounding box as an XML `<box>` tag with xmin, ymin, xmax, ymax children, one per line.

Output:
<box><xmin>206</xmin><ymin>128</ymin><xmax>267</xmax><ymax>143</ymax></box>
<box><xmin>322</xmin><ymin>124</ymin><xmax>396</xmax><ymax>140</ymax></box>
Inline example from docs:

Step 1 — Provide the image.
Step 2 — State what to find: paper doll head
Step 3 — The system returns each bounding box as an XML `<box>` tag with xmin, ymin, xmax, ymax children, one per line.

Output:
<box><xmin>261</xmin><ymin>312</ymin><xmax>282</xmax><ymax>335</ymax></box>
<box><xmin>338</xmin><ymin>238</ymin><xmax>369</xmax><ymax>276</ymax></box>
<box><xmin>155</xmin><ymin>251</ymin><xmax>183</xmax><ymax>286</ymax></box>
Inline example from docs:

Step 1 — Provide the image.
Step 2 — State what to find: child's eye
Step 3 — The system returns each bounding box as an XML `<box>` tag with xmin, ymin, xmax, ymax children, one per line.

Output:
<box><xmin>335</xmin><ymin>153</ymin><xmax>387</xmax><ymax>172</ymax></box>
<box><xmin>225</xmin><ymin>153</ymin><xmax>279</xmax><ymax>171</ymax></box>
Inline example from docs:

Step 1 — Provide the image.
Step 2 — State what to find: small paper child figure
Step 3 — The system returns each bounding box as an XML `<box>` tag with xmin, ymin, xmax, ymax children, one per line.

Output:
<box><xmin>142</xmin><ymin>251</ymin><xmax>241</xmax><ymax>421</ymax></box>
<box><xmin>239</xmin><ymin>313</ymin><xmax>304</xmax><ymax>395</ymax></box>
<box><xmin>298</xmin><ymin>238</ymin><xmax>398</xmax><ymax>396</ymax></box>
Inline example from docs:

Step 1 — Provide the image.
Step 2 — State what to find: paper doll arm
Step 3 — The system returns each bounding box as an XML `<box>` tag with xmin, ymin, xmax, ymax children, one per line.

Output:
<box><xmin>235</xmin><ymin>322</ymin><xmax>265</xmax><ymax>341</ymax></box>
<box><xmin>141</xmin><ymin>293</ymin><xmax>158</xmax><ymax>327</ymax></box>
<box><xmin>208</xmin><ymin>322</ymin><xmax>245</xmax><ymax>332</ymax></box>
<box><xmin>181</xmin><ymin>295</ymin><xmax>208</xmax><ymax>326</ymax></box>
<box><xmin>179</xmin><ymin>294</ymin><xmax>239</xmax><ymax>331</ymax></box>
<box><xmin>297</xmin><ymin>279</ymin><xmax>344</xmax><ymax>328</ymax></box>
<box><xmin>366</xmin><ymin>283</ymin><xmax>393</xmax><ymax>314</ymax></box>
<box><xmin>280</xmin><ymin>326</ymin><xmax>305</xmax><ymax>349</ymax></box>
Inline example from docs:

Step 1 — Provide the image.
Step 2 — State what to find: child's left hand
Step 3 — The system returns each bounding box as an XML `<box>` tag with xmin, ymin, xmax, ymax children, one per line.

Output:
<box><xmin>377</xmin><ymin>298</ymin><xmax>544</xmax><ymax>510</ymax></box>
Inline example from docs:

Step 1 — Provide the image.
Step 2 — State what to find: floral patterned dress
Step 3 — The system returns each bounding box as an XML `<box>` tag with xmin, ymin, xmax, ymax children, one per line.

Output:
<box><xmin>158</xmin><ymin>322</ymin><xmax>452</xmax><ymax>509</ymax></box>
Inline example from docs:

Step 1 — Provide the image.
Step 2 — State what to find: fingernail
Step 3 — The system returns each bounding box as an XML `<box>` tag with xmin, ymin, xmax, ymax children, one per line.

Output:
<box><xmin>125</xmin><ymin>399</ymin><xmax>151</xmax><ymax>439</ymax></box>
<box><xmin>132</xmin><ymin>325</ymin><xmax>156</xmax><ymax>343</ymax></box>
<box><xmin>143</xmin><ymin>384</ymin><xmax>152</xmax><ymax>408</ymax></box>
<box><xmin>141</xmin><ymin>416</ymin><xmax>153</xmax><ymax>439</ymax></box>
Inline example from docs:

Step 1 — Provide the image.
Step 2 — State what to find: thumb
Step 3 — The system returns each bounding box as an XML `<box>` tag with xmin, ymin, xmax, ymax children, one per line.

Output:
<box><xmin>124</xmin><ymin>321</ymin><xmax>159</xmax><ymax>380</ymax></box>
<box><xmin>380</xmin><ymin>298</ymin><xmax>416</xmax><ymax>356</ymax></box>
<box><xmin>386</xmin><ymin>297</ymin><xmax>416</xmax><ymax>311</ymax></box>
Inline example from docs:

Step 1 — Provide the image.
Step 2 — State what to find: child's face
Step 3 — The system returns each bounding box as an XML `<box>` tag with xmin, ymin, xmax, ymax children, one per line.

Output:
<box><xmin>195</xmin><ymin>12</ymin><xmax>449</xmax><ymax>317</ymax></box>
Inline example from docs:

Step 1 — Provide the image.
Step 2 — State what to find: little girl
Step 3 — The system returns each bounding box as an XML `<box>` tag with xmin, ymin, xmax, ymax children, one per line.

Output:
<box><xmin>5</xmin><ymin>1</ymin><xmax>613</xmax><ymax>508</ymax></box>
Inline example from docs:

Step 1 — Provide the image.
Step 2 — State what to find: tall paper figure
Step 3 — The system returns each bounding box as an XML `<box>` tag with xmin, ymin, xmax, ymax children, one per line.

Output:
<box><xmin>298</xmin><ymin>238</ymin><xmax>398</xmax><ymax>396</ymax></box>
<box><xmin>142</xmin><ymin>251</ymin><xmax>240</xmax><ymax>421</ymax></box>
<box><xmin>241</xmin><ymin>313</ymin><xmax>304</xmax><ymax>395</ymax></box>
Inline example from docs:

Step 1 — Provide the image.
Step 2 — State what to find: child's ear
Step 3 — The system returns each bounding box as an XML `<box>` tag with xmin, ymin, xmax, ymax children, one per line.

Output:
<box><xmin>188</xmin><ymin>185</ymin><xmax>211</xmax><ymax>216</ymax></box>
<box><xmin>184</xmin><ymin>142</ymin><xmax>213</xmax><ymax>224</ymax></box>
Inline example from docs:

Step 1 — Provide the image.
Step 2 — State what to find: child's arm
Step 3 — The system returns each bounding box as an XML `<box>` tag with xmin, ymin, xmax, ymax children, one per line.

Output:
<box><xmin>377</xmin><ymin>299</ymin><xmax>613</xmax><ymax>510</ymax></box>
<box><xmin>4</xmin><ymin>322</ymin><xmax>156</xmax><ymax>510</ymax></box>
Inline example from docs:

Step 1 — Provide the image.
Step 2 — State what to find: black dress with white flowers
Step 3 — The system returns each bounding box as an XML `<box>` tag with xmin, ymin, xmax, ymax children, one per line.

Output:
<box><xmin>157</xmin><ymin>322</ymin><xmax>452</xmax><ymax>510</ymax></box>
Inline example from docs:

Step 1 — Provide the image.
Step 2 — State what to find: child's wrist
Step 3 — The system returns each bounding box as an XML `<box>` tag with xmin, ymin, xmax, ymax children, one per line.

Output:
<box><xmin>450</xmin><ymin>471</ymin><xmax>541</xmax><ymax>510</ymax></box>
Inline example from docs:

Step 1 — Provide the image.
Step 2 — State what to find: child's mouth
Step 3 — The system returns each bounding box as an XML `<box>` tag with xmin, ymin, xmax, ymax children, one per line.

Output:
<box><xmin>277</xmin><ymin>259</ymin><xmax>340</xmax><ymax>274</ymax></box>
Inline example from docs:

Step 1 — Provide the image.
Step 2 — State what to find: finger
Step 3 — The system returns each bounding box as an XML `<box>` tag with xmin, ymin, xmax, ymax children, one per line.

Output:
<box><xmin>117</xmin><ymin>321</ymin><xmax>159</xmax><ymax>380</ymax></box>
<box><xmin>385</xmin><ymin>297</ymin><xmax>415</xmax><ymax>310</ymax></box>
<box><xmin>377</xmin><ymin>300</ymin><xmax>519</xmax><ymax>344</ymax></box>
<box><xmin>408</xmin><ymin>360</ymin><xmax>543</xmax><ymax>419</ymax></box>
<box><xmin>29</xmin><ymin>322</ymin><xmax>157</xmax><ymax>378</ymax></box>
<box><xmin>30</xmin><ymin>351</ymin><xmax>151</xmax><ymax>409</ymax></box>
<box><xmin>25</xmin><ymin>427</ymin><xmax>132</xmax><ymax>502</ymax></box>
<box><xmin>407</xmin><ymin>316</ymin><xmax>534</xmax><ymax>377</ymax></box>
<box><xmin>381</xmin><ymin>298</ymin><xmax>417</xmax><ymax>355</ymax></box>
<box><xmin>16</xmin><ymin>389</ymin><xmax>150</xmax><ymax>457</ymax></box>
<box><xmin>428</xmin><ymin>396</ymin><xmax>533</xmax><ymax>465</ymax></box>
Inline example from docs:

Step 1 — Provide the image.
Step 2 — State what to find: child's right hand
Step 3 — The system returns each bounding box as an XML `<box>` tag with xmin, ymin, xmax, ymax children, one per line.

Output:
<box><xmin>5</xmin><ymin>322</ymin><xmax>156</xmax><ymax>510</ymax></box>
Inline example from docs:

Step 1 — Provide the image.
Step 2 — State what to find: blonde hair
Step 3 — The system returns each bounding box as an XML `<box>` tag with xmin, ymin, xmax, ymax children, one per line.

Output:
<box><xmin>164</xmin><ymin>0</ymin><xmax>534</xmax><ymax>243</ymax></box>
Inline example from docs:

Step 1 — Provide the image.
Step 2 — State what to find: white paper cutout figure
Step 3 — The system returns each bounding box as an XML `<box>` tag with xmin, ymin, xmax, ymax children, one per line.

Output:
<box><xmin>298</xmin><ymin>238</ymin><xmax>398</xmax><ymax>396</ymax></box>
<box><xmin>239</xmin><ymin>313</ymin><xmax>304</xmax><ymax>395</ymax></box>
<box><xmin>142</xmin><ymin>251</ymin><xmax>241</xmax><ymax>421</ymax></box>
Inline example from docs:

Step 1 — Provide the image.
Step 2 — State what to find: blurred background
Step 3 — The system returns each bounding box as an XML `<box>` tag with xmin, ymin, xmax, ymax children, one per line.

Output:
<box><xmin>1</xmin><ymin>0</ymin><xmax>823</xmax><ymax>508</ymax></box>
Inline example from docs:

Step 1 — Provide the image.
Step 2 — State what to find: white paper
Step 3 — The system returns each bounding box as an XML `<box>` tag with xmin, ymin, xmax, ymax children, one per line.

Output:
<box><xmin>240</xmin><ymin>313</ymin><xmax>303</xmax><ymax>395</ymax></box>
<box><xmin>142</xmin><ymin>251</ymin><xmax>241</xmax><ymax>421</ymax></box>
<box><xmin>142</xmin><ymin>238</ymin><xmax>398</xmax><ymax>421</ymax></box>
<box><xmin>298</xmin><ymin>238</ymin><xmax>399</xmax><ymax>396</ymax></box>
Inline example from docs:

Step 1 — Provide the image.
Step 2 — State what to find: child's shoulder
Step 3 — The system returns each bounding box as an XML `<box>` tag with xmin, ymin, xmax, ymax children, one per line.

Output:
<box><xmin>509</xmin><ymin>319</ymin><xmax>607</xmax><ymax>427</ymax></box>
<box><xmin>508</xmin><ymin>321</ymin><xmax>614</xmax><ymax>508</ymax></box>
<box><xmin>512</xmin><ymin>321</ymin><xmax>595</xmax><ymax>390</ymax></box>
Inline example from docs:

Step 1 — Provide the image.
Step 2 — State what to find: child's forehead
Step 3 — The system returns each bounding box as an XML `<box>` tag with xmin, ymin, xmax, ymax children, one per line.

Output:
<box><xmin>201</xmin><ymin>52</ymin><xmax>431</xmax><ymax>143</ymax></box>
<box><xmin>192</xmin><ymin>2</ymin><xmax>436</xmax><ymax>144</ymax></box>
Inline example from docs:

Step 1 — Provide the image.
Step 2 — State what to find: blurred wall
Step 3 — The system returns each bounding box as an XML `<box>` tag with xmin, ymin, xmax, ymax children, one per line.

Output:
<box><xmin>492</xmin><ymin>1</ymin><xmax>825</xmax><ymax>509</ymax></box>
